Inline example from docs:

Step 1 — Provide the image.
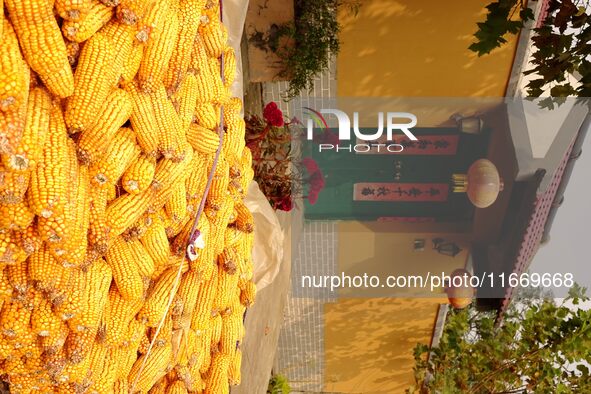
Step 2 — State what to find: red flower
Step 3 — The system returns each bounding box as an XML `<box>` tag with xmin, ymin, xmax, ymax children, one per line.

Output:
<box><xmin>301</xmin><ymin>157</ymin><xmax>319</xmax><ymax>174</ymax></box>
<box><xmin>276</xmin><ymin>195</ymin><xmax>294</xmax><ymax>211</ymax></box>
<box><xmin>263</xmin><ymin>102</ymin><xmax>284</xmax><ymax>127</ymax></box>
<box><xmin>308</xmin><ymin>190</ymin><xmax>319</xmax><ymax>205</ymax></box>
<box><xmin>313</xmin><ymin>130</ymin><xmax>339</xmax><ymax>146</ymax></box>
<box><xmin>309</xmin><ymin>172</ymin><xmax>325</xmax><ymax>193</ymax></box>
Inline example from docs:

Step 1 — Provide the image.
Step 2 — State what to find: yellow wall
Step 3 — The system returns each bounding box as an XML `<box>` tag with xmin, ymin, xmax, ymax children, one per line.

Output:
<box><xmin>336</xmin><ymin>0</ymin><xmax>520</xmax><ymax>126</ymax></box>
<box><xmin>324</xmin><ymin>298</ymin><xmax>445</xmax><ymax>393</ymax></box>
<box><xmin>337</xmin><ymin>0</ymin><xmax>518</xmax><ymax>97</ymax></box>
<box><xmin>323</xmin><ymin>221</ymin><xmax>469</xmax><ymax>393</ymax></box>
<box><xmin>336</xmin><ymin>221</ymin><xmax>470</xmax><ymax>297</ymax></box>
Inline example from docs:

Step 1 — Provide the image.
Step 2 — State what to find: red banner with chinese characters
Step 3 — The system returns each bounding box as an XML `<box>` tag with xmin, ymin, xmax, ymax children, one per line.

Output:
<box><xmin>353</xmin><ymin>183</ymin><xmax>449</xmax><ymax>202</ymax></box>
<box><xmin>356</xmin><ymin>134</ymin><xmax>459</xmax><ymax>155</ymax></box>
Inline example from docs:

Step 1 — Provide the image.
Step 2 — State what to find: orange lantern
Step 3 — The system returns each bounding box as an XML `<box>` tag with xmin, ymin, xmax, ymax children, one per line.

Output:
<box><xmin>452</xmin><ymin>159</ymin><xmax>504</xmax><ymax>208</ymax></box>
<box><xmin>446</xmin><ymin>268</ymin><xmax>474</xmax><ymax>309</ymax></box>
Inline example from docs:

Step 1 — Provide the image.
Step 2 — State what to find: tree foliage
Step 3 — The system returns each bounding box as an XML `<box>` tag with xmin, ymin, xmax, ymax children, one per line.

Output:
<box><xmin>408</xmin><ymin>285</ymin><xmax>591</xmax><ymax>393</ymax></box>
<box><xmin>470</xmin><ymin>0</ymin><xmax>591</xmax><ymax>105</ymax></box>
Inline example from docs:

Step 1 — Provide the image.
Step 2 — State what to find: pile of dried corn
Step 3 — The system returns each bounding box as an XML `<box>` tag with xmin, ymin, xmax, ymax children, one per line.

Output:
<box><xmin>0</xmin><ymin>0</ymin><xmax>256</xmax><ymax>393</ymax></box>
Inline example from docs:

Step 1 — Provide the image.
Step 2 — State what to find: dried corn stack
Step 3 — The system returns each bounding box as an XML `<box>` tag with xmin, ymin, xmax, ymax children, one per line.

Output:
<box><xmin>0</xmin><ymin>0</ymin><xmax>256</xmax><ymax>392</ymax></box>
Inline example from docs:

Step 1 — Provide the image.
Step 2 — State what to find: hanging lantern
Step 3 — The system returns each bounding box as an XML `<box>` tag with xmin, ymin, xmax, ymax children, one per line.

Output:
<box><xmin>452</xmin><ymin>159</ymin><xmax>504</xmax><ymax>208</ymax></box>
<box><xmin>445</xmin><ymin>268</ymin><xmax>474</xmax><ymax>309</ymax></box>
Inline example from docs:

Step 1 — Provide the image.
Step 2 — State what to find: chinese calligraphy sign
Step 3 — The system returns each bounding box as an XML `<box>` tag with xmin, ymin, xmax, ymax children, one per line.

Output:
<box><xmin>353</xmin><ymin>183</ymin><xmax>449</xmax><ymax>202</ymax></box>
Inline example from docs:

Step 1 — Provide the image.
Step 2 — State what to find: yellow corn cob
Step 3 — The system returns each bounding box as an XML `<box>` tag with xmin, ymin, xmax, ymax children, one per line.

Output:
<box><xmin>213</xmin><ymin>263</ymin><xmax>239</xmax><ymax>313</ymax></box>
<box><xmin>172</xmin><ymin>271</ymin><xmax>201</xmax><ymax>329</ymax></box>
<box><xmin>87</xmin><ymin>342</ymin><xmax>120</xmax><ymax>393</ymax></box>
<box><xmin>91</xmin><ymin>127</ymin><xmax>140</xmax><ymax>187</ymax></box>
<box><xmin>65</xmin><ymin>33</ymin><xmax>116</xmax><ymax>134</ymax></box>
<box><xmin>123</xmin><ymin>212</ymin><xmax>152</xmax><ymax>241</ymax></box>
<box><xmin>122</xmin><ymin>42</ymin><xmax>144</xmax><ymax>84</ymax></box>
<box><xmin>12</xmin><ymin>225</ymin><xmax>41</xmax><ymax>258</ymax></box>
<box><xmin>170</xmin><ymin>212</ymin><xmax>207</xmax><ymax>258</ymax></box>
<box><xmin>223</xmin><ymin>47</ymin><xmax>237</xmax><ymax>88</ymax></box>
<box><xmin>239</xmin><ymin>280</ymin><xmax>256</xmax><ymax>308</ymax></box>
<box><xmin>4</xmin><ymin>0</ymin><xmax>73</xmax><ymax>98</ymax></box>
<box><xmin>55</xmin><ymin>148</ymin><xmax>90</xmax><ymax>268</ymax></box>
<box><xmin>199</xmin><ymin>7</ymin><xmax>227</xmax><ymax>59</ymax></box>
<box><xmin>6</xmin><ymin>260</ymin><xmax>28</xmax><ymax>296</ymax></box>
<box><xmin>125</xmin><ymin>81</ymin><xmax>161</xmax><ymax>159</ymax></box>
<box><xmin>152</xmin><ymin>85</ymin><xmax>186</xmax><ymax>160</ymax></box>
<box><xmin>228</xmin><ymin>348</ymin><xmax>242</xmax><ymax>386</ymax></box>
<box><xmin>188</xmin><ymin>240</ymin><xmax>215</xmax><ymax>282</ymax></box>
<box><xmin>0</xmin><ymin>267</ymin><xmax>11</xmax><ymax>302</ymax></box>
<box><xmin>117</xmin><ymin>319</ymin><xmax>146</xmax><ymax>379</ymax></box>
<box><xmin>78</xmin><ymin>89</ymin><xmax>133</xmax><ymax>165</ymax></box>
<box><xmin>186</xmin><ymin>124</ymin><xmax>221</xmax><ymax>155</ymax></box>
<box><xmin>207</xmin><ymin>58</ymin><xmax>229</xmax><ymax>105</ymax></box>
<box><xmin>105</xmin><ymin>236</ymin><xmax>146</xmax><ymax>301</ymax></box>
<box><xmin>103</xmin><ymin>287</ymin><xmax>143</xmax><ymax>347</ymax></box>
<box><xmin>185</xmin><ymin>152</ymin><xmax>210</xmax><ymax>207</ymax></box>
<box><xmin>151</xmin><ymin>148</ymin><xmax>193</xmax><ymax>210</ymax></box>
<box><xmin>106</xmin><ymin>187</ymin><xmax>155</xmax><ymax>237</ymax></box>
<box><xmin>149</xmin><ymin>378</ymin><xmax>168</xmax><ymax>394</ymax></box>
<box><xmin>138</xmin><ymin>267</ymin><xmax>181</xmax><ymax>326</ymax></box>
<box><xmin>164</xmin><ymin>212</ymin><xmax>190</xmax><ymax>239</ymax></box>
<box><xmin>149</xmin><ymin>310</ymin><xmax>174</xmax><ymax>346</ymax></box>
<box><xmin>2</xmin><ymin>87</ymin><xmax>51</xmax><ymax>172</ymax></box>
<box><xmin>174</xmin><ymin>73</ymin><xmax>200</xmax><ymax>132</ymax></box>
<box><xmin>138</xmin><ymin>330</ymin><xmax>151</xmax><ymax>354</ymax></box>
<box><xmin>0</xmin><ymin>200</ymin><xmax>34</xmax><ymax>231</ymax></box>
<box><xmin>140</xmin><ymin>216</ymin><xmax>170</xmax><ymax>268</ymax></box>
<box><xmin>56</xmin><ymin>0</ymin><xmax>91</xmax><ymax>21</ymax></box>
<box><xmin>204</xmin><ymin>352</ymin><xmax>230</xmax><ymax>394</ymax></box>
<box><xmin>39</xmin><ymin>320</ymin><xmax>68</xmax><ymax>355</ymax></box>
<box><xmin>99</xmin><ymin>21</ymin><xmax>136</xmax><ymax>85</ymax></box>
<box><xmin>163</xmin><ymin>0</ymin><xmax>205</xmax><ymax>92</ymax></box>
<box><xmin>122</xmin><ymin>154</ymin><xmax>156</xmax><ymax>195</ymax></box>
<box><xmin>68</xmin><ymin>261</ymin><xmax>111</xmax><ymax>332</ymax></box>
<box><xmin>64</xmin><ymin>328</ymin><xmax>96</xmax><ymax>364</ymax></box>
<box><xmin>114</xmin><ymin>378</ymin><xmax>129</xmax><ymax>393</ymax></box>
<box><xmin>65</xmin><ymin>40</ymin><xmax>81</xmax><ymax>68</ymax></box>
<box><xmin>0</xmin><ymin>233</ymin><xmax>25</xmax><ymax>268</ymax></box>
<box><xmin>128</xmin><ymin>343</ymin><xmax>172</xmax><ymax>394</ymax></box>
<box><xmin>206</xmin><ymin>158</ymin><xmax>229</xmax><ymax>209</ymax></box>
<box><xmin>88</xmin><ymin>186</ymin><xmax>109</xmax><ymax>255</ymax></box>
<box><xmin>219</xmin><ymin>247</ymin><xmax>239</xmax><ymax>276</ymax></box>
<box><xmin>0</xmin><ymin>165</ymin><xmax>29</xmax><ymax>204</ymax></box>
<box><xmin>62</xmin><ymin>0</ymin><xmax>114</xmax><ymax>43</ymax></box>
<box><xmin>165</xmin><ymin>182</ymin><xmax>187</xmax><ymax>222</ymax></box>
<box><xmin>190</xmin><ymin>270</ymin><xmax>218</xmax><ymax>331</ymax></box>
<box><xmin>128</xmin><ymin>238</ymin><xmax>156</xmax><ymax>278</ymax></box>
<box><xmin>137</xmin><ymin>0</ymin><xmax>180</xmax><ymax>93</ymax></box>
<box><xmin>219</xmin><ymin>312</ymin><xmax>244</xmax><ymax>354</ymax></box>
<box><xmin>116</xmin><ymin>0</ymin><xmax>155</xmax><ymax>25</ymax></box>
<box><xmin>233</xmin><ymin>202</ymin><xmax>254</xmax><ymax>234</ymax></box>
<box><xmin>63</xmin><ymin>345</ymin><xmax>93</xmax><ymax>384</ymax></box>
<box><xmin>194</xmin><ymin>102</ymin><xmax>219</xmax><ymax>130</ymax></box>
<box><xmin>223</xmin><ymin>97</ymin><xmax>243</xmax><ymax>120</ymax></box>
<box><xmin>0</xmin><ymin>18</ymin><xmax>29</xmax><ymax>151</ymax></box>
<box><xmin>223</xmin><ymin>226</ymin><xmax>242</xmax><ymax>249</ymax></box>
<box><xmin>29</xmin><ymin>105</ymin><xmax>69</xmax><ymax>218</ymax></box>
<box><xmin>189</xmin><ymin>40</ymin><xmax>215</xmax><ymax>106</ymax></box>
<box><xmin>166</xmin><ymin>380</ymin><xmax>188</xmax><ymax>394</ymax></box>
<box><xmin>36</xmin><ymin>137</ymin><xmax>77</xmax><ymax>258</ymax></box>
<box><xmin>27</xmin><ymin>244</ymin><xmax>72</xmax><ymax>301</ymax></box>
<box><xmin>0</xmin><ymin>0</ymin><xmax>3</xmax><ymax>40</ymax></box>
<box><xmin>0</xmin><ymin>297</ymin><xmax>32</xmax><ymax>338</ymax></box>
<box><xmin>30</xmin><ymin>293</ymin><xmax>63</xmax><ymax>339</ymax></box>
